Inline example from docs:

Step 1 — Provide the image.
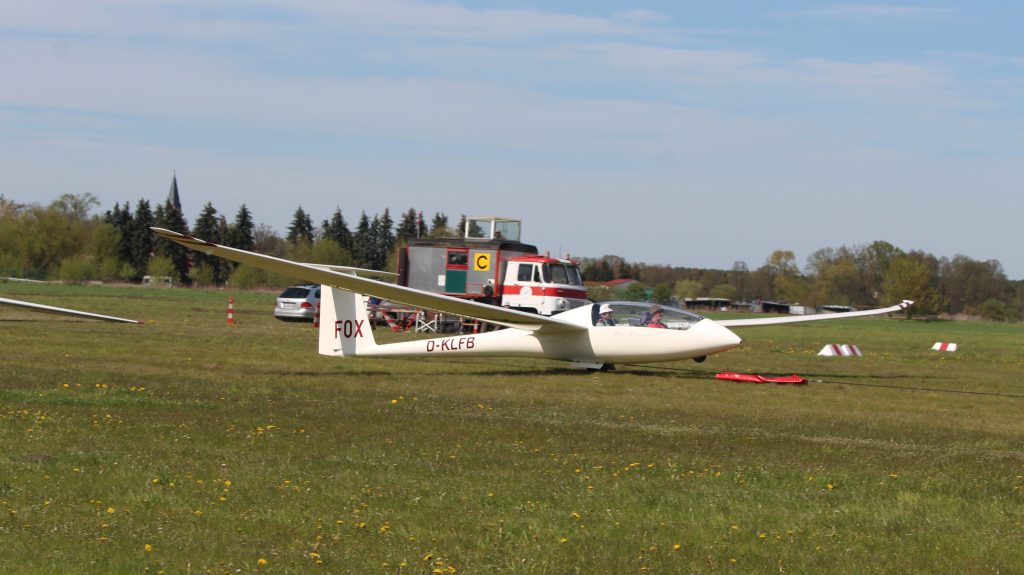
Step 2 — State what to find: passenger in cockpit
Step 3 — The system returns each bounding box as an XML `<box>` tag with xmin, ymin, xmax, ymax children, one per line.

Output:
<box><xmin>646</xmin><ymin>308</ymin><xmax>667</xmax><ymax>328</ymax></box>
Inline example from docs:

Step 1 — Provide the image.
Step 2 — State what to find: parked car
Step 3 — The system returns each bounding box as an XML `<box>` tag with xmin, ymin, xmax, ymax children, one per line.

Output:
<box><xmin>274</xmin><ymin>284</ymin><xmax>320</xmax><ymax>321</ymax></box>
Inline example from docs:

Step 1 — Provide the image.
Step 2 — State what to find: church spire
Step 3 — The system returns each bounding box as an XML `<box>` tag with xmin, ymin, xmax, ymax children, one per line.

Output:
<box><xmin>167</xmin><ymin>171</ymin><xmax>182</xmax><ymax>212</ymax></box>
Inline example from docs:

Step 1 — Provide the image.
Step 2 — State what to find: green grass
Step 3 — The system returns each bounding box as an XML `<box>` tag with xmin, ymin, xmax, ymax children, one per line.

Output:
<box><xmin>1</xmin><ymin>283</ymin><xmax>1023</xmax><ymax>574</ymax></box>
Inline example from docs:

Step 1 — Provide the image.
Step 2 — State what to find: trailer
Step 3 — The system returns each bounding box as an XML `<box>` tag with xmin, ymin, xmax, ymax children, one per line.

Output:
<box><xmin>397</xmin><ymin>216</ymin><xmax>588</xmax><ymax>316</ymax></box>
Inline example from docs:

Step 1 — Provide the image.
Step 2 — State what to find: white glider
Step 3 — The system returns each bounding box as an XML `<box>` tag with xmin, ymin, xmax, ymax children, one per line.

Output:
<box><xmin>151</xmin><ymin>227</ymin><xmax>912</xmax><ymax>369</ymax></box>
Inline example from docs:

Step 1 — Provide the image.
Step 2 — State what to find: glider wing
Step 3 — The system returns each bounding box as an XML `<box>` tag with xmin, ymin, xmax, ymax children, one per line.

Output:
<box><xmin>0</xmin><ymin>297</ymin><xmax>142</xmax><ymax>324</ymax></box>
<box><xmin>151</xmin><ymin>227</ymin><xmax>584</xmax><ymax>332</ymax></box>
<box><xmin>716</xmin><ymin>300</ymin><xmax>913</xmax><ymax>327</ymax></box>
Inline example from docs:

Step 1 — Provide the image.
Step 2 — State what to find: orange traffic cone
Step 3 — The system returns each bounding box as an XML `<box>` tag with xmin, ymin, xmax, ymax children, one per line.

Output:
<box><xmin>227</xmin><ymin>296</ymin><xmax>235</xmax><ymax>325</ymax></box>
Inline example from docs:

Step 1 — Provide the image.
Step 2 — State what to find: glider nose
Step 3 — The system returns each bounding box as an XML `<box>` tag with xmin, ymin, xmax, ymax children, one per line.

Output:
<box><xmin>698</xmin><ymin>320</ymin><xmax>743</xmax><ymax>355</ymax></box>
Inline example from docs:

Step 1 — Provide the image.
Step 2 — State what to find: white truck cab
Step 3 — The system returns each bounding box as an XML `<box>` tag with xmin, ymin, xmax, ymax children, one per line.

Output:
<box><xmin>501</xmin><ymin>256</ymin><xmax>588</xmax><ymax>315</ymax></box>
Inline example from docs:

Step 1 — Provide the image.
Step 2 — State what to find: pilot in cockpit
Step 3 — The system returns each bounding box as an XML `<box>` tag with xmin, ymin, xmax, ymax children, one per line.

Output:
<box><xmin>595</xmin><ymin>304</ymin><xmax>616</xmax><ymax>326</ymax></box>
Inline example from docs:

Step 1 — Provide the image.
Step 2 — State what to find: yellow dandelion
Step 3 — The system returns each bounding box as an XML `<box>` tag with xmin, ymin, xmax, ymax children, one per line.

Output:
<box><xmin>144</xmin><ymin>544</ymin><xmax>153</xmax><ymax>553</ymax></box>
<box><xmin>257</xmin><ymin>558</ymin><xmax>267</xmax><ymax>566</ymax></box>
<box><xmin>673</xmin><ymin>543</ymin><xmax>681</xmax><ymax>551</ymax></box>
<box><xmin>559</xmin><ymin>537</ymin><xmax>568</xmax><ymax>543</ymax></box>
<box><xmin>106</xmin><ymin>507</ymin><xmax>116</xmax><ymax>514</ymax></box>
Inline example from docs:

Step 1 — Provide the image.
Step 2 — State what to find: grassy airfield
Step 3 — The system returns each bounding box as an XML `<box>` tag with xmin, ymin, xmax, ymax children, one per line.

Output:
<box><xmin>1</xmin><ymin>282</ymin><xmax>1022</xmax><ymax>574</ymax></box>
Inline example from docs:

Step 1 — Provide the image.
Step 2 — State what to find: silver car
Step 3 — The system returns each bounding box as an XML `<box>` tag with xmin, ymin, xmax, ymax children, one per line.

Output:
<box><xmin>274</xmin><ymin>284</ymin><xmax>320</xmax><ymax>321</ymax></box>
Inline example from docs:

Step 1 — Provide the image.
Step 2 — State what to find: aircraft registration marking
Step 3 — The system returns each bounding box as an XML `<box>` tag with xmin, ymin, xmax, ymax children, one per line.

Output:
<box><xmin>426</xmin><ymin>337</ymin><xmax>475</xmax><ymax>352</ymax></box>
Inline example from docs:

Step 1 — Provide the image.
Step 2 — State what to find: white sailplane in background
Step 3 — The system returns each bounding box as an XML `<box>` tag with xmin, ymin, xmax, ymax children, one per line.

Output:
<box><xmin>152</xmin><ymin>227</ymin><xmax>912</xmax><ymax>370</ymax></box>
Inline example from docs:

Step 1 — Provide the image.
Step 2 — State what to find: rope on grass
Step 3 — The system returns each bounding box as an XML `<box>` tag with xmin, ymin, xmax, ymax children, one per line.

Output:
<box><xmin>622</xmin><ymin>364</ymin><xmax>1024</xmax><ymax>399</ymax></box>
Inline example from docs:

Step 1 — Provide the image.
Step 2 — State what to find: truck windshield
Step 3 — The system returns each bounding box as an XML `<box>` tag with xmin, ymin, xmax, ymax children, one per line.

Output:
<box><xmin>542</xmin><ymin>263</ymin><xmax>583</xmax><ymax>286</ymax></box>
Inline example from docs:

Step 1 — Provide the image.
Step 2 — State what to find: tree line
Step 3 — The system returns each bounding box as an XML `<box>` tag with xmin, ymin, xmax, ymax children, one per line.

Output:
<box><xmin>581</xmin><ymin>244</ymin><xmax>1023</xmax><ymax>321</ymax></box>
<box><xmin>1</xmin><ymin>193</ymin><xmax>1021</xmax><ymax>321</ymax></box>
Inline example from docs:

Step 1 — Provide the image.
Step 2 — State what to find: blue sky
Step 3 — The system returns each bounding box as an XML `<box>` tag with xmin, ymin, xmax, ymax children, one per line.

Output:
<box><xmin>2</xmin><ymin>1</ymin><xmax>1022</xmax><ymax>278</ymax></box>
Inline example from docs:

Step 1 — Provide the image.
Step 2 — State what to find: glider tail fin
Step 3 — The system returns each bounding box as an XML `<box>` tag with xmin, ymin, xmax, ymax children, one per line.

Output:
<box><xmin>318</xmin><ymin>286</ymin><xmax>377</xmax><ymax>357</ymax></box>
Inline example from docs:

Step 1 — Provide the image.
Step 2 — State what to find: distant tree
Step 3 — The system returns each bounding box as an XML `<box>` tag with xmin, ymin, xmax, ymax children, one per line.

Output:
<box><xmin>586</xmin><ymin>285</ymin><xmax>614</xmax><ymax>301</ymax></box>
<box><xmin>378</xmin><ymin>208</ymin><xmax>395</xmax><ymax>262</ymax></box>
<box><xmin>90</xmin><ymin>222</ymin><xmax>122</xmax><ymax>280</ymax></box>
<box><xmin>582</xmin><ymin>258</ymin><xmax>613</xmax><ymax>281</ymax></box>
<box><xmin>253</xmin><ymin>223</ymin><xmax>285</xmax><ymax>257</ymax></box>
<box><xmin>227</xmin><ymin>204</ymin><xmax>255</xmax><ymax>252</ymax></box>
<box><xmin>710</xmin><ymin>283</ymin><xmax>738</xmax><ymax>301</ymax></box>
<box><xmin>763</xmin><ymin>250</ymin><xmax>807</xmax><ymax>302</ymax></box>
<box><xmin>729</xmin><ymin>261</ymin><xmax>749</xmax><ymax>301</ymax></box>
<box><xmin>881</xmin><ymin>253</ymin><xmax>943</xmax><ymax>317</ymax></box>
<box><xmin>621</xmin><ymin>283</ymin><xmax>648</xmax><ymax>301</ymax></box>
<box><xmin>104</xmin><ymin>202</ymin><xmax>134</xmax><ymax>267</ymax></box>
<box><xmin>286</xmin><ymin>206</ymin><xmax>314</xmax><ymax>245</ymax></box>
<box><xmin>978</xmin><ymin>298</ymin><xmax>1019</xmax><ymax>322</ymax></box>
<box><xmin>128</xmin><ymin>200</ymin><xmax>155</xmax><ymax>280</ymax></box>
<box><xmin>807</xmin><ymin>255</ymin><xmax>860</xmax><ymax>307</ymax></box>
<box><xmin>192</xmin><ymin>202</ymin><xmax>226</xmax><ymax>283</ymax></box>
<box><xmin>652</xmin><ymin>282</ymin><xmax>673</xmax><ymax>304</ymax></box>
<box><xmin>153</xmin><ymin>199</ymin><xmax>190</xmax><ymax>283</ymax></box>
<box><xmin>395</xmin><ymin>208</ymin><xmax>419</xmax><ymax>243</ymax></box>
<box><xmin>352</xmin><ymin>212</ymin><xmax>372</xmax><ymax>267</ymax></box>
<box><xmin>0</xmin><ymin>194</ymin><xmax>24</xmax><ymax>218</ymax></box>
<box><xmin>673</xmin><ymin>279</ymin><xmax>701</xmax><ymax>300</ymax></box>
<box><xmin>429</xmin><ymin>213</ymin><xmax>450</xmax><ymax>238</ymax></box>
<box><xmin>310</xmin><ymin>238</ymin><xmax>352</xmax><ymax>266</ymax></box>
<box><xmin>859</xmin><ymin>240</ymin><xmax>903</xmax><ymax>301</ymax></box>
<box><xmin>321</xmin><ymin>208</ymin><xmax>352</xmax><ymax>252</ymax></box>
<box><xmin>940</xmin><ymin>255</ymin><xmax>1009</xmax><ymax>314</ymax></box>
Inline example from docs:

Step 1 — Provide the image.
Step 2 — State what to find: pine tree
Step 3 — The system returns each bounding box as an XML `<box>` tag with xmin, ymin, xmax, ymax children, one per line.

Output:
<box><xmin>396</xmin><ymin>208</ymin><xmax>418</xmax><ymax>243</ymax></box>
<box><xmin>127</xmin><ymin>200</ymin><xmax>154</xmax><ymax>279</ymax></box>
<box><xmin>352</xmin><ymin>212</ymin><xmax>371</xmax><ymax>267</ymax></box>
<box><xmin>321</xmin><ymin>208</ymin><xmax>352</xmax><ymax>252</ymax></box>
<box><xmin>153</xmin><ymin>200</ymin><xmax>190</xmax><ymax>283</ymax></box>
<box><xmin>378</xmin><ymin>208</ymin><xmax>395</xmax><ymax>265</ymax></box>
<box><xmin>227</xmin><ymin>204</ymin><xmax>255</xmax><ymax>252</ymax></box>
<box><xmin>429</xmin><ymin>212</ymin><xmax>449</xmax><ymax>238</ymax></box>
<box><xmin>192</xmin><ymin>202</ymin><xmax>224</xmax><ymax>283</ymax></box>
<box><xmin>104</xmin><ymin>202</ymin><xmax>134</xmax><ymax>266</ymax></box>
<box><xmin>286</xmin><ymin>206</ymin><xmax>314</xmax><ymax>244</ymax></box>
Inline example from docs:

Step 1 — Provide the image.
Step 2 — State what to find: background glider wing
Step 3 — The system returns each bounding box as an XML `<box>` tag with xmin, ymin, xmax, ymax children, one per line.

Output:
<box><xmin>151</xmin><ymin>227</ymin><xmax>582</xmax><ymax>332</ymax></box>
<box><xmin>305</xmin><ymin>264</ymin><xmax>397</xmax><ymax>280</ymax></box>
<box><xmin>0</xmin><ymin>297</ymin><xmax>142</xmax><ymax>324</ymax></box>
<box><xmin>716</xmin><ymin>300</ymin><xmax>913</xmax><ymax>327</ymax></box>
